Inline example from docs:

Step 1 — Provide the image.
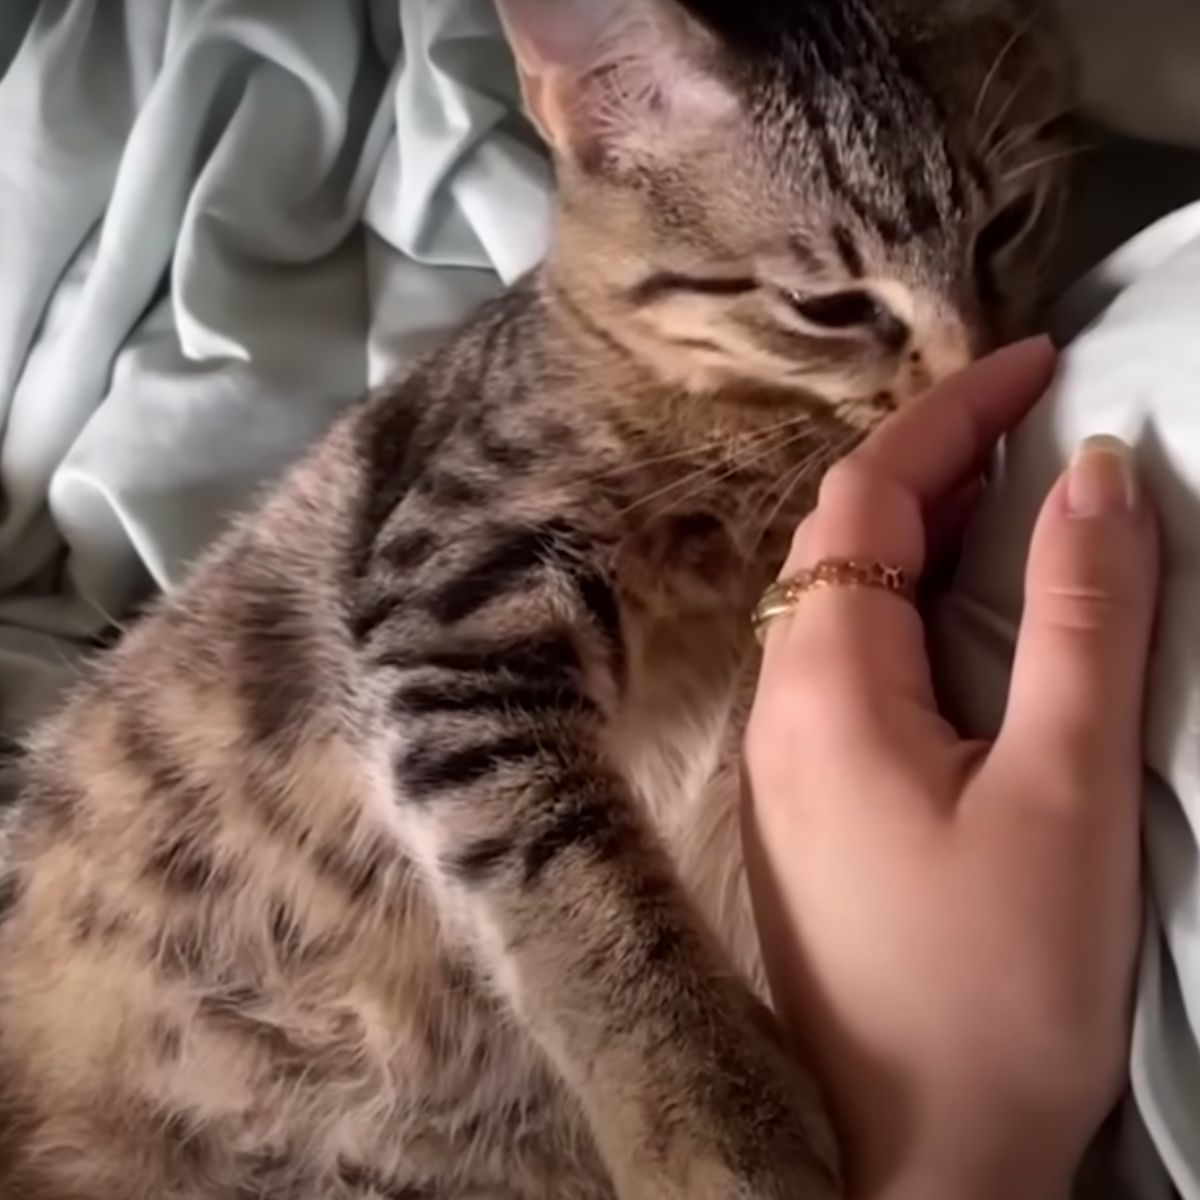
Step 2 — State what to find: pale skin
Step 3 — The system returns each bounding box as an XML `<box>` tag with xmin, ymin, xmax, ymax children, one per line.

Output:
<box><xmin>743</xmin><ymin>337</ymin><xmax>1160</xmax><ymax>1200</ymax></box>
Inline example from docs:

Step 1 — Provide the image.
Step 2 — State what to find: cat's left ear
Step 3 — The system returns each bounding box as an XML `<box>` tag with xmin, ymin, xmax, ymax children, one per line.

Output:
<box><xmin>495</xmin><ymin>0</ymin><xmax>736</xmax><ymax>169</ymax></box>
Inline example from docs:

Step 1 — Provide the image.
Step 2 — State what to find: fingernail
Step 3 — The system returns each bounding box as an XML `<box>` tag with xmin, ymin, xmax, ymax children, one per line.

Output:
<box><xmin>1067</xmin><ymin>435</ymin><xmax>1139</xmax><ymax>517</ymax></box>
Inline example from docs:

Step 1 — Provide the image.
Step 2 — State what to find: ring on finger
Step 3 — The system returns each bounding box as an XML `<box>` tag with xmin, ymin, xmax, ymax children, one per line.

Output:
<box><xmin>753</xmin><ymin>558</ymin><xmax>911</xmax><ymax>644</ymax></box>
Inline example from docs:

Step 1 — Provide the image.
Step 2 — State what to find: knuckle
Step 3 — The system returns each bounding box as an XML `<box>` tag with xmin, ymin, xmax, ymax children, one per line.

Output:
<box><xmin>786</xmin><ymin>519</ymin><xmax>811</xmax><ymax>563</ymax></box>
<box><xmin>1036</xmin><ymin>582</ymin><xmax>1135</xmax><ymax>634</ymax></box>
<box><xmin>818</xmin><ymin>457</ymin><xmax>872</xmax><ymax>505</ymax></box>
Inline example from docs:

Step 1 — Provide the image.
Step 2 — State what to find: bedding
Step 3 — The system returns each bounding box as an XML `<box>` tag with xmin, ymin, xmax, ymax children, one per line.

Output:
<box><xmin>939</xmin><ymin>202</ymin><xmax>1200</xmax><ymax>1200</ymax></box>
<box><xmin>0</xmin><ymin>0</ymin><xmax>549</xmax><ymax>747</ymax></box>
<box><xmin>2</xmin><ymin>2</ymin><xmax>1200</xmax><ymax>1197</ymax></box>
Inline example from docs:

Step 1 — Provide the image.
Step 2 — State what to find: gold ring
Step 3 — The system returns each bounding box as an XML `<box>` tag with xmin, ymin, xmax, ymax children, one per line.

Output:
<box><xmin>753</xmin><ymin>558</ymin><xmax>910</xmax><ymax>644</ymax></box>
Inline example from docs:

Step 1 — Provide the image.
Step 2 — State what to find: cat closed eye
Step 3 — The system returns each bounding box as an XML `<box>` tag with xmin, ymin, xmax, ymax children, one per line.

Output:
<box><xmin>783</xmin><ymin>289</ymin><xmax>910</xmax><ymax>350</ymax></box>
<box><xmin>785</xmin><ymin>289</ymin><xmax>886</xmax><ymax>329</ymax></box>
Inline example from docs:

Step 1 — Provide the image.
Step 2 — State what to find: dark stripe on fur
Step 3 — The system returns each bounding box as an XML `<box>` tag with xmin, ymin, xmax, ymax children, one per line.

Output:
<box><xmin>573</xmin><ymin>566</ymin><xmax>626</xmax><ymax>681</ymax></box>
<box><xmin>72</xmin><ymin>893</ymin><xmax>130</xmax><ymax>946</ymax></box>
<box><xmin>628</xmin><ymin>272</ymin><xmax>758</xmax><ymax>306</ymax></box>
<box><xmin>156</xmin><ymin>1111</ymin><xmax>217</xmax><ymax>1176</ymax></box>
<box><xmin>425</xmin><ymin>526</ymin><xmax>556</xmax><ymax>625</ymax></box>
<box><xmin>234</xmin><ymin>1149</ymin><xmax>310</xmax><ymax>1198</ymax></box>
<box><xmin>338</xmin><ymin>1161</ymin><xmax>431</xmax><ymax>1200</ymax></box>
<box><xmin>378</xmin><ymin>631</ymin><xmax>583</xmax><ymax>687</ymax></box>
<box><xmin>415</xmin><ymin>470</ymin><xmax>488</xmax><ymax>508</ymax></box>
<box><xmin>666</xmin><ymin>337</ymin><xmax>726</xmax><ymax>354</ymax></box>
<box><xmin>449</xmin><ymin>787</ymin><xmax>627</xmax><ymax>888</ymax></box>
<box><xmin>903</xmin><ymin>188</ymin><xmax>941</xmax><ymax>238</ymax></box>
<box><xmin>268</xmin><ymin>898</ymin><xmax>308</xmax><ymax>964</ymax></box>
<box><xmin>832</xmin><ymin>225</ymin><xmax>864</xmax><ymax>278</ymax></box>
<box><xmin>348</xmin><ymin>594</ymin><xmax>401</xmax><ymax>643</ymax></box>
<box><xmin>704</xmin><ymin>0</ymin><xmax>959</xmax><ymax>244</ymax></box>
<box><xmin>392</xmin><ymin>678</ymin><xmax>587</xmax><ymax>719</ymax></box>
<box><xmin>234</xmin><ymin>582</ymin><xmax>325</xmax><ymax>746</ymax></box>
<box><xmin>149</xmin><ymin>1018</ymin><xmax>184</xmax><ymax>1063</ymax></box>
<box><xmin>522</xmin><ymin>791</ymin><xmax>624</xmax><ymax>885</ymax></box>
<box><xmin>157</xmin><ymin>920</ymin><xmax>210</xmax><ymax>978</ymax></box>
<box><xmin>237</xmin><ymin>766</ymin><xmax>398</xmax><ymax>909</ymax></box>
<box><xmin>267</xmin><ymin>897</ymin><xmax>328</xmax><ymax>969</ymax></box>
<box><xmin>146</xmin><ymin>833</ymin><xmax>231</xmax><ymax>896</ymax></box>
<box><xmin>471</xmin><ymin>422</ymin><xmax>539</xmax><ymax>472</ymax></box>
<box><xmin>312</xmin><ymin>833</ymin><xmax>392</xmax><ymax>902</ymax></box>
<box><xmin>399</xmin><ymin>734</ymin><xmax>544</xmax><ymax>797</ymax></box>
<box><xmin>0</xmin><ymin>872</ymin><xmax>20</xmax><ymax>924</ymax></box>
<box><xmin>547</xmin><ymin>278</ymin><xmax>635</xmax><ymax>366</ymax></box>
<box><xmin>116</xmin><ymin>708</ymin><xmax>214</xmax><ymax>818</ymax></box>
<box><xmin>448</xmin><ymin>835</ymin><xmax>516</xmax><ymax>885</ymax></box>
<box><xmin>381</xmin><ymin>529</ymin><xmax>438</xmax><ymax>572</ymax></box>
<box><xmin>350</xmin><ymin>392</ymin><xmax>425</xmax><ymax>580</ymax></box>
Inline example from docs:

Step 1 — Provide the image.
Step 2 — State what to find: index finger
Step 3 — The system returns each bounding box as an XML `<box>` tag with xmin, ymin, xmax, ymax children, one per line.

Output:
<box><xmin>786</xmin><ymin>335</ymin><xmax>1059</xmax><ymax>581</ymax></box>
<box><xmin>855</xmin><ymin>335</ymin><xmax>1058</xmax><ymax>508</ymax></box>
<box><xmin>761</xmin><ymin>337</ymin><xmax>1058</xmax><ymax>709</ymax></box>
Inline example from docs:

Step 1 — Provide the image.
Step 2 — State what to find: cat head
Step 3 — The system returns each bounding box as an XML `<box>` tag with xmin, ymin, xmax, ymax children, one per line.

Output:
<box><xmin>498</xmin><ymin>0</ymin><xmax>1073</xmax><ymax>424</ymax></box>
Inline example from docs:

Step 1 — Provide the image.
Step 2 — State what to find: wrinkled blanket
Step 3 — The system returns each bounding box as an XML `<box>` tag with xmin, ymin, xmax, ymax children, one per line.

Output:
<box><xmin>0</xmin><ymin>0</ymin><xmax>549</xmax><ymax>738</ymax></box>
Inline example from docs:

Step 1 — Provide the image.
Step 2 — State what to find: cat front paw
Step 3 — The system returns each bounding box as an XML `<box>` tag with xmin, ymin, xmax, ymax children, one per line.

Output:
<box><xmin>617</xmin><ymin>1151</ymin><xmax>839</xmax><ymax>1200</ymax></box>
<box><xmin>612</xmin><ymin>1060</ymin><xmax>841</xmax><ymax>1200</ymax></box>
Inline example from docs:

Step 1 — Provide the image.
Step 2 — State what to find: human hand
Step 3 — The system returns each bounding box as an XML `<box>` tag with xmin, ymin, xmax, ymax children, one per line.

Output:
<box><xmin>742</xmin><ymin>338</ymin><xmax>1160</xmax><ymax>1200</ymax></box>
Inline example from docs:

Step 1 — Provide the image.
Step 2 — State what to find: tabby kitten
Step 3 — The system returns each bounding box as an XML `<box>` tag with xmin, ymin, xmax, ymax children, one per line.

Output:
<box><xmin>0</xmin><ymin>1</ymin><xmax>1070</xmax><ymax>1197</ymax></box>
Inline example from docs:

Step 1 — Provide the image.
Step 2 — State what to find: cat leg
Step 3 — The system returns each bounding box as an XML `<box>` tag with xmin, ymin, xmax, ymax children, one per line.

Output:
<box><xmin>384</xmin><ymin>654</ymin><xmax>839</xmax><ymax>1200</ymax></box>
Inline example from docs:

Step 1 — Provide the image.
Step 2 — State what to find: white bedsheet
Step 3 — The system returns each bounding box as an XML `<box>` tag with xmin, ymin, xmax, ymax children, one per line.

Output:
<box><xmin>940</xmin><ymin>204</ymin><xmax>1200</xmax><ymax>1200</ymax></box>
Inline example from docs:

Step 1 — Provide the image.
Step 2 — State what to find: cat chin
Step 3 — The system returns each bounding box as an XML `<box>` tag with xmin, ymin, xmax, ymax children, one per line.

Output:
<box><xmin>782</xmin><ymin>381</ymin><xmax>905</xmax><ymax>431</ymax></box>
<box><xmin>825</xmin><ymin>398</ymin><xmax>897</xmax><ymax>434</ymax></box>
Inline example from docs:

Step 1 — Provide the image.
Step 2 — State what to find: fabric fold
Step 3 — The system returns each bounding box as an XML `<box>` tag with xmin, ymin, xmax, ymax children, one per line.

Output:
<box><xmin>0</xmin><ymin>0</ymin><xmax>547</xmax><ymax>738</ymax></box>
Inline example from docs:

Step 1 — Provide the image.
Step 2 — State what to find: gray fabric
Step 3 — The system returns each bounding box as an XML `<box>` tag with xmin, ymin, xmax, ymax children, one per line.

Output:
<box><xmin>0</xmin><ymin>0</ymin><xmax>549</xmax><ymax>737</ymax></box>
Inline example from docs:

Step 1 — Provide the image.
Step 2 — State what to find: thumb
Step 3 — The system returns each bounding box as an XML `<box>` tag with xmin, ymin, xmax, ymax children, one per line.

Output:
<box><xmin>999</xmin><ymin>436</ymin><xmax>1159</xmax><ymax>789</ymax></box>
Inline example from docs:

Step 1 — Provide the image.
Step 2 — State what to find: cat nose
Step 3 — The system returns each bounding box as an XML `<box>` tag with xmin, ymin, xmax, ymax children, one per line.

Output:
<box><xmin>908</xmin><ymin>320</ymin><xmax>978</xmax><ymax>393</ymax></box>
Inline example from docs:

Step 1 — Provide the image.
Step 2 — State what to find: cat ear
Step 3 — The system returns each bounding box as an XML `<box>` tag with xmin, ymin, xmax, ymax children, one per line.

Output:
<box><xmin>495</xmin><ymin>0</ymin><xmax>736</xmax><ymax>168</ymax></box>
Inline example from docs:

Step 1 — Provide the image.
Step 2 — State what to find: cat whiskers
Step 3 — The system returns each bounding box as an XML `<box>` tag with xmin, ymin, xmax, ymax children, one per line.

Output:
<box><xmin>747</xmin><ymin>426</ymin><xmax>861</xmax><ymax>563</ymax></box>
<box><xmin>588</xmin><ymin>408</ymin><xmax>822</xmax><ymax>485</ymax></box>
<box><xmin>609</xmin><ymin>420</ymin><xmax>827</xmax><ymax>567</ymax></box>
<box><xmin>1001</xmin><ymin>142</ymin><xmax>1099</xmax><ymax>184</ymax></box>
<box><xmin>972</xmin><ymin>10</ymin><xmax>1039</xmax><ymax>133</ymax></box>
<box><xmin>985</xmin><ymin>119</ymin><xmax>1035</xmax><ymax>168</ymax></box>
<box><xmin>613</xmin><ymin>412</ymin><xmax>824</xmax><ymax>525</ymax></box>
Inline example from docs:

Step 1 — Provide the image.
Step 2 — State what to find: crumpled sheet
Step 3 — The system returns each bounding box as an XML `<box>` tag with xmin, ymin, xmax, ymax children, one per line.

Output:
<box><xmin>3</xmin><ymin>3</ymin><xmax>1200</xmax><ymax>1198</ymax></box>
<box><xmin>0</xmin><ymin>0</ymin><xmax>549</xmax><ymax>736</ymax></box>
<box><xmin>939</xmin><ymin>203</ymin><xmax>1200</xmax><ymax>1200</ymax></box>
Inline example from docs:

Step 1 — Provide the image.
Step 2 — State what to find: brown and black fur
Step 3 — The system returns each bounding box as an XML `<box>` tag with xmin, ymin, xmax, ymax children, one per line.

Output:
<box><xmin>0</xmin><ymin>1</ymin><xmax>1072</xmax><ymax>1197</ymax></box>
